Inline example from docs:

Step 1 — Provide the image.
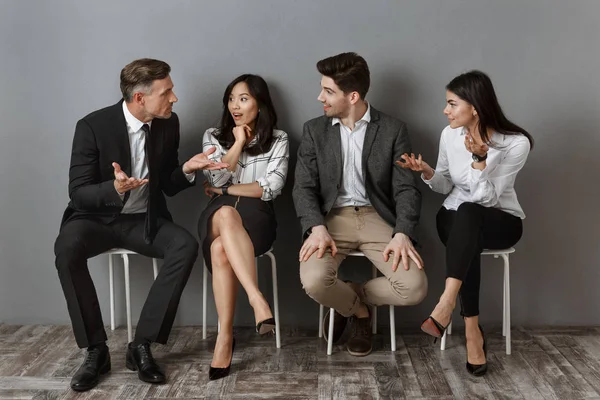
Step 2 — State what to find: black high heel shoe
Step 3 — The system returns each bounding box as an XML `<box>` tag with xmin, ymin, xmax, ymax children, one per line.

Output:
<box><xmin>256</xmin><ymin>318</ymin><xmax>276</xmax><ymax>336</ymax></box>
<box><xmin>420</xmin><ymin>316</ymin><xmax>449</xmax><ymax>343</ymax></box>
<box><xmin>466</xmin><ymin>324</ymin><xmax>488</xmax><ymax>377</ymax></box>
<box><xmin>209</xmin><ymin>338</ymin><xmax>236</xmax><ymax>381</ymax></box>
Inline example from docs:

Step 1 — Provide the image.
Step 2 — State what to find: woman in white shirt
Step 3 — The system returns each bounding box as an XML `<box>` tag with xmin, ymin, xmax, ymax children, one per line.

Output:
<box><xmin>399</xmin><ymin>70</ymin><xmax>533</xmax><ymax>377</ymax></box>
<box><xmin>197</xmin><ymin>74</ymin><xmax>289</xmax><ymax>380</ymax></box>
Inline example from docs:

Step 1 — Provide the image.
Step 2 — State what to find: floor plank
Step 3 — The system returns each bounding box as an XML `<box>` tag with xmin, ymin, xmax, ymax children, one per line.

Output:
<box><xmin>0</xmin><ymin>324</ymin><xmax>598</xmax><ymax>399</ymax></box>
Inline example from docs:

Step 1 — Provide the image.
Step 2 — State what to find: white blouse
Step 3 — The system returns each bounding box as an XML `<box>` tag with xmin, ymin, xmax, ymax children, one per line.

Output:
<box><xmin>202</xmin><ymin>128</ymin><xmax>289</xmax><ymax>201</ymax></box>
<box><xmin>422</xmin><ymin>125</ymin><xmax>530</xmax><ymax>218</ymax></box>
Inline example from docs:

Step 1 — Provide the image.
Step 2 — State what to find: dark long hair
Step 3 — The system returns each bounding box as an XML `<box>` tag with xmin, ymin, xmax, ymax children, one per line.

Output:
<box><xmin>213</xmin><ymin>74</ymin><xmax>278</xmax><ymax>156</ymax></box>
<box><xmin>446</xmin><ymin>70</ymin><xmax>534</xmax><ymax>149</ymax></box>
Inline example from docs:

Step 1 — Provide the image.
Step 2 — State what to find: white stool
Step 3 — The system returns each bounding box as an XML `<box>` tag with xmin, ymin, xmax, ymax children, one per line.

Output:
<box><xmin>318</xmin><ymin>251</ymin><xmax>397</xmax><ymax>356</ymax></box>
<box><xmin>104</xmin><ymin>249</ymin><xmax>159</xmax><ymax>343</ymax></box>
<box><xmin>202</xmin><ymin>249</ymin><xmax>281</xmax><ymax>349</ymax></box>
<box><xmin>440</xmin><ymin>247</ymin><xmax>514</xmax><ymax>355</ymax></box>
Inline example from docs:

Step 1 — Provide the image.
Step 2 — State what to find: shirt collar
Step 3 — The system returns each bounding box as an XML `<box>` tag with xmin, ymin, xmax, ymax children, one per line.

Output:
<box><xmin>122</xmin><ymin>101</ymin><xmax>152</xmax><ymax>133</ymax></box>
<box><xmin>332</xmin><ymin>102</ymin><xmax>371</xmax><ymax>127</ymax></box>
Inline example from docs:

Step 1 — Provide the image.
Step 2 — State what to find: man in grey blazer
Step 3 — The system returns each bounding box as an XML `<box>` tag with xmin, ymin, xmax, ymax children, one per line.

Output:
<box><xmin>294</xmin><ymin>53</ymin><xmax>427</xmax><ymax>356</ymax></box>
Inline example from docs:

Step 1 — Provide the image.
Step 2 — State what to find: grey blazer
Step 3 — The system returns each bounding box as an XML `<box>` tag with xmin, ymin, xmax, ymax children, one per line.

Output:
<box><xmin>293</xmin><ymin>106</ymin><xmax>421</xmax><ymax>242</ymax></box>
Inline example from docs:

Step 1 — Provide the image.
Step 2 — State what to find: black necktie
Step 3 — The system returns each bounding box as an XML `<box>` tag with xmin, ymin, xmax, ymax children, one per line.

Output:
<box><xmin>141</xmin><ymin>124</ymin><xmax>155</xmax><ymax>243</ymax></box>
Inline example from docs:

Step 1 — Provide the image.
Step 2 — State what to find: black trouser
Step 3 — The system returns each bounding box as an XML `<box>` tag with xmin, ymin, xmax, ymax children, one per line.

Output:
<box><xmin>436</xmin><ymin>203</ymin><xmax>522</xmax><ymax>317</ymax></box>
<box><xmin>54</xmin><ymin>214</ymin><xmax>198</xmax><ymax>348</ymax></box>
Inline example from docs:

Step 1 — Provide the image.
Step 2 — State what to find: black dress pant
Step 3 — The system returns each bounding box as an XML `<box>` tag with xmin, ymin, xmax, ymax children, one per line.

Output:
<box><xmin>54</xmin><ymin>214</ymin><xmax>198</xmax><ymax>348</ymax></box>
<box><xmin>436</xmin><ymin>202</ymin><xmax>522</xmax><ymax>317</ymax></box>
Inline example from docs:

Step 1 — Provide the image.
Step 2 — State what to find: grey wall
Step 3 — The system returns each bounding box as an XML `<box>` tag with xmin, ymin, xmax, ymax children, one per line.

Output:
<box><xmin>1</xmin><ymin>0</ymin><xmax>599</xmax><ymax>330</ymax></box>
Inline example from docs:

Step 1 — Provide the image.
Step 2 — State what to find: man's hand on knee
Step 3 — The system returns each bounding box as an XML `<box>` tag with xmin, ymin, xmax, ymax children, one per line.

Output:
<box><xmin>299</xmin><ymin>225</ymin><xmax>338</xmax><ymax>262</ymax></box>
<box><xmin>383</xmin><ymin>233</ymin><xmax>424</xmax><ymax>272</ymax></box>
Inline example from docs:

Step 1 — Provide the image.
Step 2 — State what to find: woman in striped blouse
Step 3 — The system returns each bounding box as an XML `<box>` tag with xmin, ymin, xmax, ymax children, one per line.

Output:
<box><xmin>197</xmin><ymin>74</ymin><xmax>289</xmax><ymax>380</ymax></box>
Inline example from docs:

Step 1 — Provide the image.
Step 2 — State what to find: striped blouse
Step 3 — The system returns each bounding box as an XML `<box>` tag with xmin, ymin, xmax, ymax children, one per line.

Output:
<box><xmin>202</xmin><ymin>128</ymin><xmax>289</xmax><ymax>201</ymax></box>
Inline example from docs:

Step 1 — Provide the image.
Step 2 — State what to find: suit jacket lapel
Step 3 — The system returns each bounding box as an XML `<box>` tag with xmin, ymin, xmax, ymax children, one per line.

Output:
<box><xmin>326</xmin><ymin>119</ymin><xmax>343</xmax><ymax>184</ymax></box>
<box><xmin>112</xmin><ymin>101</ymin><xmax>133</xmax><ymax>176</ymax></box>
<box><xmin>362</xmin><ymin>107</ymin><xmax>380</xmax><ymax>178</ymax></box>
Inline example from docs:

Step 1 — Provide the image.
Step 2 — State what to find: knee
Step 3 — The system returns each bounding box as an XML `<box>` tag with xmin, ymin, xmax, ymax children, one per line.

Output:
<box><xmin>214</xmin><ymin>206</ymin><xmax>240</xmax><ymax>227</ymax></box>
<box><xmin>166</xmin><ymin>230</ymin><xmax>199</xmax><ymax>264</ymax></box>
<box><xmin>54</xmin><ymin>234</ymin><xmax>86</xmax><ymax>271</ymax></box>
<box><xmin>210</xmin><ymin>238</ymin><xmax>228</xmax><ymax>267</ymax></box>
<box><xmin>389</xmin><ymin>270</ymin><xmax>428</xmax><ymax>306</ymax></box>
<box><xmin>300</xmin><ymin>259</ymin><xmax>336</xmax><ymax>299</ymax></box>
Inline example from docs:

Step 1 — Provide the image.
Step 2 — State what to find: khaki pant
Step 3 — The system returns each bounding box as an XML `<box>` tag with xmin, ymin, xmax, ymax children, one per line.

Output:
<box><xmin>300</xmin><ymin>206</ymin><xmax>428</xmax><ymax>317</ymax></box>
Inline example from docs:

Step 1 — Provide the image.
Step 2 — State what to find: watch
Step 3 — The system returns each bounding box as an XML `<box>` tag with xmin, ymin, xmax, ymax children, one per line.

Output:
<box><xmin>472</xmin><ymin>152</ymin><xmax>488</xmax><ymax>162</ymax></box>
<box><xmin>221</xmin><ymin>186</ymin><xmax>229</xmax><ymax>196</ymax></box>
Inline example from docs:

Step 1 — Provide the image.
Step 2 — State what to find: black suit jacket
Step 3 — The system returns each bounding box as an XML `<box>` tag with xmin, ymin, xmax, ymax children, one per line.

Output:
<box><xmin>60</xmin><ymin>100</ymin><xmax>194</xmax><ymax>241</ymax></box>
<box><xmin>293</xmin><ymin>106</ymin><xmax>421</xmax><ymax>242</ymax></box>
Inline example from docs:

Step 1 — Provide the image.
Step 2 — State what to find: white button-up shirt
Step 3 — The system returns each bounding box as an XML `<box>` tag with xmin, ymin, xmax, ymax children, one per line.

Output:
<box><xmin>332</xmin><ymin>103</ymin><xmax>371</xmax><ymax>208</ymax></box>
<box><xmin>203</xmin><ymin>128</ymin><xmax>289</xmax><ymax>201</ymax></box>
<box><xmin>423</xmin><ymin>125</ymin><xmax>530</xmax><ymax>218</ymax></box>
<box><xmin>120</xmin><ymin>102</ymin><xmax>195</xmax><ymax>213</ymax></box>
<box><xmin>121</xmin><ymin>101</ymin><xmax>150</xmax><ymax>214</ymax></box>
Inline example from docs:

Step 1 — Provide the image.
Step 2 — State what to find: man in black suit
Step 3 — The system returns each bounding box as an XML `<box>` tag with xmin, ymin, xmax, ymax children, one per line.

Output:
<box><xmin>54</xmin><ymin>58</ymin><xmax>227</xmax><ymax>392</ymax></box>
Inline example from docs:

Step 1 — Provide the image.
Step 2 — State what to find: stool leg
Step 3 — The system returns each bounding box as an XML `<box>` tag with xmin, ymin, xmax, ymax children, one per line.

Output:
<box><xmin>389</xmin><ymin>305</ymin><xmax>396</xmax><ymax>351</ymax></box>
<box><xmin>448</xmin><ymin>320</ymin><xmax>452</xmax><ymax>335</ymax></box>
<box><xmin>498</xmin><ymin>255</ymin><xmax>506</xmax><ymax>337</ymax></box>
<box><xmin>371</xmin><ymin>266</ymin><xmax>377</xmax><ymax>334</ymax></box>
<box><xmin>266</xmin><ymin>252</ymin><xmax>281</xmax><ymax>349</ymax></box>
<box><xmin>122</xmin><ymin>254</ymin><xmax>133</xmax><ymax>343</ymax></box>
<box><xmin>202</xmin><ymin>262</ymin><xmax>208</xmax><ymax>340</ymax></box>
<box><xmin>327</xmin><ymin>307</ymin><xmax>335</xmax><ymax>355</ymax></box>
<box><xmin>318</xmin><ymin>305</ymin><xmax>324</xmax><ymax>338</ymax></box>
<box><xmin>503</xmin><ymin>254</ymin><xmax>511</xmax><ymax>355</ymax></box>
<box><xmin>152</xmin><ymin>258</ymin><xmax>158</xmax><ymax>280</ymax></box>
<box><xmin>109</xmin><ymin>254</ymin><xmax>115</xmax><ymax>331</ymax></box>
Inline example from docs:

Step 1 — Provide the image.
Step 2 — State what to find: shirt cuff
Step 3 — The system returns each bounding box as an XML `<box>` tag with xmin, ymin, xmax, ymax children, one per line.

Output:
<box><xmin>184</xmin><ymin>171</ymin><xmax>196</xmax><ymax>183</ymax></box>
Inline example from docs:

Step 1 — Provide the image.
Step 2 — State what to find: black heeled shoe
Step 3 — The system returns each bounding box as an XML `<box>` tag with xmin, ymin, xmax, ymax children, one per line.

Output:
<box><xmin>209</xmin><ymin>338</ymin><xmax>236</xmax><ymax>381</ymax></box>
<box><xmin>466</xmin><ymin>324</ymin><xmax>488</xmax><ymax>377</ymax></box>
<box><xmin>420</xmin><ymin>316</ymin><xmax>449</xmax><ymax>343</ymax></box>
<box><xmin>256</xmin><ymin>317</ymin><xmax>276</xmax><ymax>336</ymax></box>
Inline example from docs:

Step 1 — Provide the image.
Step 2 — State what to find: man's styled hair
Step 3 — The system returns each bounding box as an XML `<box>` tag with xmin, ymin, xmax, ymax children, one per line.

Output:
<box><xmin>120</xmin><ymin>58</ymin><xmax>171</xmax><ymax>102</ymax></box>
<box><xmin>316</xmin><ymin>52</ymin><xmax>370</xmax><ymax>99</ymax></box>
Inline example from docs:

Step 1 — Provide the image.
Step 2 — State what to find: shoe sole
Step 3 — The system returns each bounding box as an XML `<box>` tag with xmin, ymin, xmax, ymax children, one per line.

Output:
<box><xmin>420</xmin><ymin>318</ymin><xmax>443</xmax><ymax>338</ymax></box>
<box><xmin>347</xmin><ymin>347</ymin><xmax>372</xmax><ymax>357</ymax></box>
<box><xmin>257</xmin><ymin>323</ymin><xmax>276</xmax><ymax>336</ymax></box>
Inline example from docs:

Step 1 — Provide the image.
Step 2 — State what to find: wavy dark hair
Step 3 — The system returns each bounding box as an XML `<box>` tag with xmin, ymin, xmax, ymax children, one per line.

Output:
<box><xmin>213</xmin><ymin>74</ymin><xmax>278</xmax><ymax>156</ymax></box>
<box><xmin>446</xmin><ymin>70</ymin><xmax>534</xmax><ymax>149</ymax></box>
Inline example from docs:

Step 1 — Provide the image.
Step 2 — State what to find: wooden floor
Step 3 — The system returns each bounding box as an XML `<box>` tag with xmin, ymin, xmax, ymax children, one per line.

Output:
<box><xmin>1</xmin><ymin>324</ymin><xmax>600</xmax><ymax>399</ymax></box>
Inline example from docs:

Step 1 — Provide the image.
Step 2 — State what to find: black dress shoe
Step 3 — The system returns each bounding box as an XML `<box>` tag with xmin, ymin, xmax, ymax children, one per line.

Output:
<box><xmin>126</xmin><ymin>342</ymin><xmax>166</xmax><ymax>384</ymax></box>
<box><xmin>323</xmin><ymin>309</ymin><xmax>348</xmax><ymax>344</ymax></box>
<box><xmin>466</xmin><ymin>325</ymin><xmax>488</xmax><ymax>377</ymax></box>
<box><xmin>209</xmin><ymin>338</ymin><xmax>236</xmax><ymax>381</ymax></box>
<box><xmin>70</xmin><ymin>345</ymin><xmax>111</xmax><ymax>392</ymax></box>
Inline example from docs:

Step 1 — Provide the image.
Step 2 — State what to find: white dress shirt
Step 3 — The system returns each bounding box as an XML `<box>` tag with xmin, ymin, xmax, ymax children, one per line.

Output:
<box><xmin>202</xmin><ymin>128</ymin><xmax>289</xmax><ymax>201</ymax></box>
<box><xmin>332</xmin><ymin>103</ymin><xmax>371</xmax><ymax>208</ymax></box>
<box><xmin>120</xmin><ymin>102</ymin><xmax>195</xmax><ymax>214</ymax></box>
<box><xmin>423</xmin><ymin>125</ymin><xmax>530</xmax><ymax>218</ymax></box>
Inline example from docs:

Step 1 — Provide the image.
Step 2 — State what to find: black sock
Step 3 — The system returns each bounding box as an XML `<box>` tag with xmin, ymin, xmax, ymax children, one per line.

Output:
<box><xmin>87</xmin><ymin>342</ymin><xmax>108</xmax><ymax>352</ymax></box>
<box><xmin>131</xmin><ymin>338</ymin><xmax>151</xmax><ymax>347</ymax></box>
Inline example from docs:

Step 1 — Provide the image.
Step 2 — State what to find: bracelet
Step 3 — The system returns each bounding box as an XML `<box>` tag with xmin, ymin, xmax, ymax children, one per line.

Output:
<box><xmin>471</xmin><ymin>152</ymin><xmax>488</xmax><ymax>162</ymax></box>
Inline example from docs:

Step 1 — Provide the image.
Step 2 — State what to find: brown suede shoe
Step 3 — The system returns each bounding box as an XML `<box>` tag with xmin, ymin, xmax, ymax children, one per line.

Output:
<box><xmin>346</xmin><ymin>314</ymin><xmax>373</xmax><ymax>356</ymax></box>
<box><xmin>322</xmin><ymin>309</ymin><xmax>348</xmax><ymax>344</ymax></box>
